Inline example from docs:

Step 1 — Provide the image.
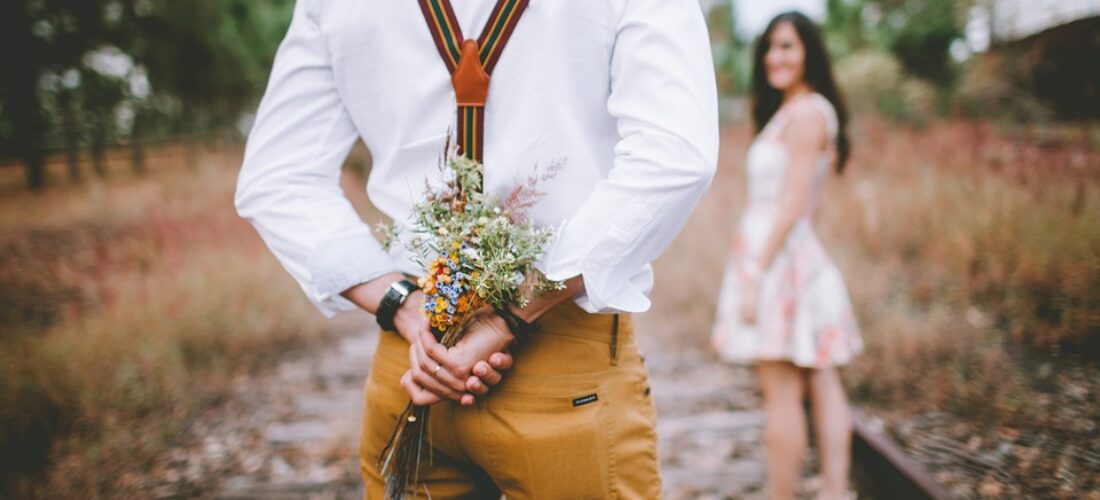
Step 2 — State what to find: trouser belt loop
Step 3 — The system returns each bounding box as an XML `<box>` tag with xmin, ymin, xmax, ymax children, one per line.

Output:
<box><xmin>610</xmin><ymin>314</ymin><xmax>619</xmax><ymax>366</ymax></box>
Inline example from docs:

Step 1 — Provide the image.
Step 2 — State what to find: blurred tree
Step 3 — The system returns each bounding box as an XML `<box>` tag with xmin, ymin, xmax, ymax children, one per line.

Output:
<box><xmin>0</xmin><ymin>0</ymin><xmax>294</xmax><ymax>189</ymax></box>
<box><xmin>708</xmin><ymin>0</ymin><xmax>750</xmax><ymax>96</ymax></box>
<box><xmin>825</xmin><ymin>0</ymin><xmax>869</xmax><ymax>57</ymax></box>
<box><xmin>127</xmin><ymin>0</ymin><xmax>293</xmax><ymax>142</ymax></box>
<box><xmin>0</xmin><ymin>1</ymin><xmax>50</xmax><ymax>189</ymax></box>
<box><xmin>867</xmin><ymin>0</ymin><xmax>966</xmax><ymax>84</ymax></box>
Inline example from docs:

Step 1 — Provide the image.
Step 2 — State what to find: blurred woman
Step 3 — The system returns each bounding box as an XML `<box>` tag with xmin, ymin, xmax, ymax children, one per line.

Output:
<box><xmin>710</xmin><ymin>11</ymin><xmax>863</xmax><ymax>500</ymax></box>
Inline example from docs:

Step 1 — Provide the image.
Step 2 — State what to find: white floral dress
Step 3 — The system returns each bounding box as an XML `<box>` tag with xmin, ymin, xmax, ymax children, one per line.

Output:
<box><xmin>711</xmin><ymin>93</ymin><xmax>863</xmax><ymax>369</ymax></box>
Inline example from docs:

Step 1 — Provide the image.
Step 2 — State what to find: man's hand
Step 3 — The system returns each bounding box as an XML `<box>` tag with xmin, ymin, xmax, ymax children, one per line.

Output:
<box><xmin>402</xmin><ymin>311</ymin><xmax>515</xmax><ymax>406</ymax></box>
<box><xmin>413</xmin><ymin>274</ymin><xmax>585</xmax><ymax>406</ymax></box>
<box><xmin>392</xmin><ymin>289</ymin><xmax>427</xmax><ymax>345</ymax></box>
<box><xmin>341</xmin><ymin>275</ymin><xmax>513</xmax><ymax>405</ymax></box>
<box><xmin>413</xmin><ymin>313</ymin><xmax>515</xmax><ymax>406</ymax></box>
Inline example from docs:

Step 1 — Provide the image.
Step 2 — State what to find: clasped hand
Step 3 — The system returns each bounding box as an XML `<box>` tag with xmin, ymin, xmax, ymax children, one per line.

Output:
<box><xmin>399</xmin><ymin>304</ymin><xmax>515</xmax><ymax>407</ymax></box>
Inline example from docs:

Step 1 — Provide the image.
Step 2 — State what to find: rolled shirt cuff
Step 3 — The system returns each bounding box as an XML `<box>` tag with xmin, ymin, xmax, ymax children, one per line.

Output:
<box><xmin>538</xmin><ymin>220</ymin><xmax>654</xmax><ymax>314</ymax></box>
<box><xmin>306</xmin><ymin>226</ymin><xmax>400</xmax><ymax>317</ymax></box>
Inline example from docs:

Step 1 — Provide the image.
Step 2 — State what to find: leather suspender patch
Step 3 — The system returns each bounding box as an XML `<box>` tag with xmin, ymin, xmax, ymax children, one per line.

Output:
<box><xmin>417</xmin><ymin>0</ymin><xmax>530</xmax><ymax>162</ymax></box>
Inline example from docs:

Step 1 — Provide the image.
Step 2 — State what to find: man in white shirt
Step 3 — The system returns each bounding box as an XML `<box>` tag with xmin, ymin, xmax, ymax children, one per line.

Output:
<box><xmin>236</xmin><ymin>0</ymin><xmax>718</xmax><ymax>497</ymax></box>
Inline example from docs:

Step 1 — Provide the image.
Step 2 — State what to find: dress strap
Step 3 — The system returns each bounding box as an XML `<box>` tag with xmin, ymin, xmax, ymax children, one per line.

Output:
<box><xmin>807</xmin><ymin>93</ymin><xmax>838</xmax><ymax>141</ymax></box>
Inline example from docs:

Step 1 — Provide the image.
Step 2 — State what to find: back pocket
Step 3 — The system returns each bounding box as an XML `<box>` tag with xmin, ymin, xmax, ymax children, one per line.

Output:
<box><xmin>484</xmin><ymin>383</ymin><xmax>612</xmax><ymax>499</ymax></box>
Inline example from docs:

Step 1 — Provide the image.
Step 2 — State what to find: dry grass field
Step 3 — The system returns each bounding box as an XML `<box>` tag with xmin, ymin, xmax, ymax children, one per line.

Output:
<box><xmin>0</xmin><ymin>143</ymin><xmax>376</xmax><ymax>497</ymax></box>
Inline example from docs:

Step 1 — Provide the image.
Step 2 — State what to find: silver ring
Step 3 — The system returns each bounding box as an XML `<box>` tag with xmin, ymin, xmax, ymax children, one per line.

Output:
<box><xmin>433</xmin><ymin>364</ymin><xmax>442</xmax><ymax>374</ymax></box>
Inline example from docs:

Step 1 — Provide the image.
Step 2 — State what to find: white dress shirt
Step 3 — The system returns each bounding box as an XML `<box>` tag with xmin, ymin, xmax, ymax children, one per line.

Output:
<box><xmin>235</xmin><ymin>0</ymin><xmax>719</xmax><ymax>318</ymax></box>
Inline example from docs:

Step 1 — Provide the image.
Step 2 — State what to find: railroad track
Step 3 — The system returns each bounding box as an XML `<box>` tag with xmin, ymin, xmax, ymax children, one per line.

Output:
<box><xmin>850</xmin><ymin>408</ymin><xmax>952</xmax><ymax>500</ymax></box>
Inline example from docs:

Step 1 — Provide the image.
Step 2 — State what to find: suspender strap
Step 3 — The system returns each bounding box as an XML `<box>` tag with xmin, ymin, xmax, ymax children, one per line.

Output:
<box><xmin>418</xmin><ymin>0</ymin><xmax>530</xmax><ymax>162</ymax></box>
<box><xmin>477</xmin><ymin>0</ymin><xmax>529</xmax><ymax>74</ymax></box>
<box><xmin>419</xmin><ymin>0</ymin><xmax>463</xmax><ymax>73</ymax></box>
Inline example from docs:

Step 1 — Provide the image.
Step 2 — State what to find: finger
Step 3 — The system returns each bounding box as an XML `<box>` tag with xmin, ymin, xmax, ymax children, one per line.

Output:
<box><xmin>426</xmin><ymin>337</ymin><xmax>463</xmax><ymax>375</ymax></box>
<box><xmin>488</xmin><ymin>352</ymin><xmax>513</xmax><ymax>370</ymax></box>
<box><xmin>411</xmin><ymin>368</ymin><xmax>463</xmax><ymax>401</ymax></box>
<box><xmin>418</xmin><ymin>325</ymin><xmax>440</xmax><ymax>348</ymax></box>
<box><xmin>460</xmin><ymin>394</ymin><xmax>476</xmax><ymax>407</ymax></box>
<box><xmin>421</xmin><ymin>329</ymin><xmax>471</xmax><ymax>379</ymax></box>
<box><xmin>401</xmin><ymin>371</ymin><xmax>441</xmax><ymax>406</ymax></box>
<box><xmin>472</xmin><ymin>361</ymin><xmax>503</xmax><ymax>386</ymax></box>
<box><xmin>416</xmin><ymin>338</ymin><xmax>467</xmax><ymax>393</ymax></box>
<box><xmin>465</xmin><ymin>375</ymin><xmax>491</xmax><ymax>396</ymax></box>
<box><xmin>410</xmin><ymin>347</ymin><xmax>463</xmax><ymax>400</ymax></box>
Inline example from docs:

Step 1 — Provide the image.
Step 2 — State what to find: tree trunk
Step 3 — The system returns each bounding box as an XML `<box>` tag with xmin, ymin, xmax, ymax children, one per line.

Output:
<box><xmin>59</xmin><ymin>90</ymin><xmax>83</xmax><ymax>183</ymax></box>
<box><xmin>0</xmin><ymin>1</ymin><xmax>48</xmax><ymax>190</ymax></box>
<box><xmin>131</xmin><ymin>109</ymin><xmax>146</xmax><ymax>175</ymax></box>
<box><xmin>91</xmin><ymin>112</ymin><xmax>108</xmax><ymax>178</ymax></box>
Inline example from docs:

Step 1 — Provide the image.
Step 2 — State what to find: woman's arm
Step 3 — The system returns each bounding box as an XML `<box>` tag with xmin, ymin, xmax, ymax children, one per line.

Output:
<box><xmin>740</xmin><ymin>100</ymin><xmax>827</xmax><ymax>324</ymax></box>
<box><xmin>754</xmin><ymin>100</ymin><xmax>828</xmax><ymax>272</ymax></box>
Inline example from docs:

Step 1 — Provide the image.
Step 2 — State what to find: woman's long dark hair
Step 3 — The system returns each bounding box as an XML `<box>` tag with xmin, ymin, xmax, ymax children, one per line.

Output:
<box><xmin>751</xmin><ymin>11</ymin><xmax>851</xmax><ymax>173</ymax></box>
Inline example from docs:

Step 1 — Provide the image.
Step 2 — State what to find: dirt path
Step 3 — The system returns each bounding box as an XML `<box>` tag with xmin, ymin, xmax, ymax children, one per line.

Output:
<box><xmin>175</xmin><ymin>319</ymin><xmax>802</xmax><ymax>499</ymax></box>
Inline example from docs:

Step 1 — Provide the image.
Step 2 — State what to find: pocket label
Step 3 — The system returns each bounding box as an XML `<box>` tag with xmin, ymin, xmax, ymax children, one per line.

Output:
<box><xmin>572</xmin><ymin>393</ymin><xmax>599</xmax><ymax>407</ymax></box>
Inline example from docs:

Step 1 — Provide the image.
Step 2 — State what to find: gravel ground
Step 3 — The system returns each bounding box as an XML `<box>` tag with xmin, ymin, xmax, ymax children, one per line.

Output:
<box><xmin>149</xmin><ymin>319</ymin><xmax>843</xmax><ymax>499</ymax></box>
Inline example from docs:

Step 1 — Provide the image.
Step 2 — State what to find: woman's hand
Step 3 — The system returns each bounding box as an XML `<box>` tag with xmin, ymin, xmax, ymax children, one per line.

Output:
<box><xmin>739</xmin><ymin>278</ymin><xmax>760</xmax><ymax>325</ymax></box>
<box><xmin>739</xmin><ymin>261</ymin><xmax>763</xmax><ymax>325</ymax></box>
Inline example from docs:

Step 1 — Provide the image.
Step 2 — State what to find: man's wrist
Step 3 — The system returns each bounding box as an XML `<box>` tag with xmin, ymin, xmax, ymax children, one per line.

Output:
<box><xmin>392</xmin><ymin>290</ymin><xmax>425</xmax><ymax>344</ymax></box>
<box><xmin>478</xmin><ymin>313</ymin><xmax>517</xmax><ymax>350</ymax></box>
<box><xmin>376</xmin><ymin>279</ymin><xmax>420</xmax><ymax>332</ymax></box>
<box><xmin>512</xmin><ymin>275</ymin><xmax>585</xmax><ymax>323</ymax></box>
<box><xmin>495</xmin><ymin>306</ymin><xmax>540</xmax><ymax>340</ymax></box>
<box><xmin>341</xmin><ymin>272</ymin><xmax>406</xmax><ymax>314</ymax></box>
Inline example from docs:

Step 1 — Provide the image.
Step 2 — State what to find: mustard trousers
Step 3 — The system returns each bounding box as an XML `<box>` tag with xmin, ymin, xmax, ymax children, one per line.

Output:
<box><xmin>358</xmin><ymin>302</ymin><xmax>661</xmax><ymax>499</ymax></box>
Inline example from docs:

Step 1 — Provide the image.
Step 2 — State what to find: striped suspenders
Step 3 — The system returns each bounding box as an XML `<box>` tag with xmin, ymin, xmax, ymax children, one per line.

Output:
<box><xmin>417</xmin><ymin>0</ymin><xmax>530</xmax><ymax>162</ymax></box>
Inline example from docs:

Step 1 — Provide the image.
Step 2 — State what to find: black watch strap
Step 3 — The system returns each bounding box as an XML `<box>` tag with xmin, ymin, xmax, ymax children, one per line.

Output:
<box><xmin>376</xmin><ymin>279</ymin><xmax>419</xmax><ymax>332</ymax></box>
<box><xmin>494</xmin><ymin>306</ymin><xmax>540</xmax><ymax>339</ymax></box>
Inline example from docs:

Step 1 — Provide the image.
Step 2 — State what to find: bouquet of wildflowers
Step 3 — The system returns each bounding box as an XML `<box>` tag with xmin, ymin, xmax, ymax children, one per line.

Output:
<box><xmin>376</xmin><ymin>152</ymin><xmax>563</xmax><ymax>498</ymax></box>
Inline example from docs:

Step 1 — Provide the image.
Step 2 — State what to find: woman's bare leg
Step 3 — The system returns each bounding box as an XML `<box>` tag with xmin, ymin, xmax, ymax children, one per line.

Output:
<box><xmin>757</xmin><ymin>361</ymin><xmax>808</xmax><ymax>500</ymax></box>
<box><xmin>807</xmin><ymin>367</ymin><xmax>852</xmax><ymax>500</ymax></box>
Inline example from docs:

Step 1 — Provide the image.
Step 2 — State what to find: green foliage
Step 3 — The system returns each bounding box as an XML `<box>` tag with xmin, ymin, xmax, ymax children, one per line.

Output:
<box><xmin>876</xmin><ymin>0</ymin><xmax>964</xmax><ymax>83</ymax></box>
<box><xmin>706</xmin><ymin>0</ymin><xmax>751</xmax><ymax>96</ymax></box>
<box><xmin>823</xmin><ymin>0</ymin><xmax>966</xmax><ymax>84</ymax></box>
<box><xmin>836</xmin><ymin>50</ymin><xmax>941</xmax><ymax>125</ymax></box>
<box><xmin>0</xmin><ymin>0</ymin><xmax>296</xmax><ymax>187</ymax></box>
<box><xmin>825</xmin><ymin>0</ymin><xmax>869</xmax><ymax>57</ymax></box>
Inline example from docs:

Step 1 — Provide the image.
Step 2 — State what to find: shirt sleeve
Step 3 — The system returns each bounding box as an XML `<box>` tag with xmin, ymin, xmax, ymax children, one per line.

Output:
<box><xmin>234</xmin><ymin>0</ymin><xmax>399</xmax><ymax>318</ymax></box>
<box><xmin>538</xmin><ymin>0</ymin><xmax>719</xmax><ymax>313</ymax></box>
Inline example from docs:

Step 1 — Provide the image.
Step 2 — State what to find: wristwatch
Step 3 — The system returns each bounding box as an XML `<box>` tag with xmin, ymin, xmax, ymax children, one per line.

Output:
<box><xmin>376</xmin><ymin>279</ymin><xmax>419</xmax><ymax>332</ymax></box>
<box><xmin>494</xmin><ymin>306</ymin><xmax>540</xmax><ymax>339</ymax></box>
